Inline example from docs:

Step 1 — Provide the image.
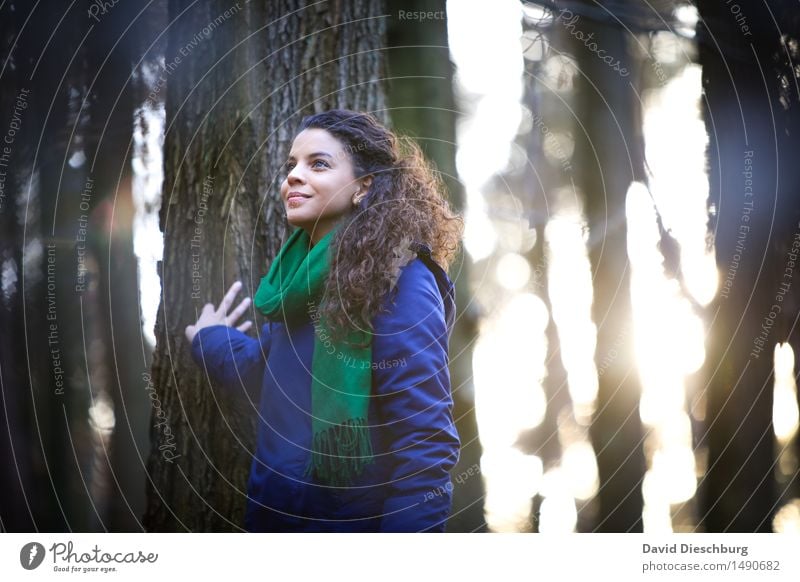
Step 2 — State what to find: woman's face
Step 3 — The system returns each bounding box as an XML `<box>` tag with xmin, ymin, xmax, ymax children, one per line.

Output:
<box><xmin>280</xmin><ymin>128</ymin><xmax>370</xmax><ymax>245</ymax></box>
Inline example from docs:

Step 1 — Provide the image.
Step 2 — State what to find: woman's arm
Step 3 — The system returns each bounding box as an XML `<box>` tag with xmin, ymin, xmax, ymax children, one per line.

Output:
<box><xmin>372</xmin><ymin>259</ymin><xmax>460</xmax><ymax>532</ymax></box>
<box><xmin>191</xmin><ymin>324</ymin><xmax>270</xmax><ymax>396</ymax></box>
<box><xmin>186</xmin><ymin>281</ymin><xmax>269</xmax><ymax>397</ymax></box>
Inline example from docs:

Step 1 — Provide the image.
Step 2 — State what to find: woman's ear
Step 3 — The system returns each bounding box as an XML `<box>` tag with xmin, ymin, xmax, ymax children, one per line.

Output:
<box><xmin>359</xmin><ymin>175</ymin><xmax>373</xmax><ymax>192</ymax></box>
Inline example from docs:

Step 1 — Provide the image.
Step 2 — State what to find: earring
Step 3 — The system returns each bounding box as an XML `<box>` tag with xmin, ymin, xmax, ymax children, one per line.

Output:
<box><xmin>352</xmin><ymin>190</ymin><xmax>362</xmax><ymax>206</ymax></box>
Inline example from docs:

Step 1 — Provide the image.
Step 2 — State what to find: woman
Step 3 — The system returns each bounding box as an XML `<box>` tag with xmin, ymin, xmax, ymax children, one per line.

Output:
<box><xmin>185</xmin><ymin>109</ymin><xmax>463</xmax><ymax>532</ymax></box>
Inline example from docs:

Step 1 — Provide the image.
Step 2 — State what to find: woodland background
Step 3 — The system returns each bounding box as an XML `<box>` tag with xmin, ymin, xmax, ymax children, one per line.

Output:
<box><xmin>1</xmin><ymin>0</ymin><xmax>799</xmax><ymax>533</ymax></box>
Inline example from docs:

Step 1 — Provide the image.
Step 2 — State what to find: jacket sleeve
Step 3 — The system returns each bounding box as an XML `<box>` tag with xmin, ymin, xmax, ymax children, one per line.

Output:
<box><xmin>372</xmin><ymin>260</ymin><xmax>460</xmax><ymax>532</ymax></box>
<box><xmin>190</xmin><ymin>324</ymin><xmax>270</xmax><ymax>400</ymax></box>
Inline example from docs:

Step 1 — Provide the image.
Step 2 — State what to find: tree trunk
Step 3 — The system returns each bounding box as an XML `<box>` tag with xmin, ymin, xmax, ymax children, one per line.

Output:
<box><xmin>0</xmin><ymin>1</ymin><xmax>97</xmax><ymax>532</ymax></box>
<box><xmin>695</xmin><ymin>0</ymin><xmax>800</xmax><ymax>532</ymax></box>
<box><xmin>144</xmin><ymin>0</ymin><xmax>388</xmax><ymax>531</ymax></box>
<box><xmin>569</xmin><ymin>12</ymin><xmax>647</xmax><ymax>532</ymax></box>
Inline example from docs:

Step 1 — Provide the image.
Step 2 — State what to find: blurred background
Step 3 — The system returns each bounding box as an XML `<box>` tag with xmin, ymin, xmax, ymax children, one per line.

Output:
<box><xmin>1</xmin><ymin>0</ymin><xmax>800</xmax><ymax>533</ymax></box>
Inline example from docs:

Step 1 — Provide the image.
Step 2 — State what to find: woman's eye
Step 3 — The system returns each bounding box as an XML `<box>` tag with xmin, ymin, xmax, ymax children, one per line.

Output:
<box><xmin>282</xmin><ymin>162</ymin><xmax>295</xmax><ymax>172</ymax></box>
<box><xmin>312</xmin><ymin>159</ymin><xmax>329</xmax><ymax>168</ymax></box>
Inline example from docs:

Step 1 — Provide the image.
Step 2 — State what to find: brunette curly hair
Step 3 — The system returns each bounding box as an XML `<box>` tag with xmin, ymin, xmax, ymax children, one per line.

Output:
<box><xmin>294</xmin><ymin>109</ymin><xmax>463</xmax><ymax>341</ymax></box>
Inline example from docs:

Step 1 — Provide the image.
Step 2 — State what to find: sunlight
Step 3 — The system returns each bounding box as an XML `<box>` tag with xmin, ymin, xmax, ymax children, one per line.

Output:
<box><xmin>473</xmin><ymin>292</ymin><xmax>549</xmax><ymax>449</ymax></box>
<box><xmin>633</xmin><ymin>58</ymin><xmax>714</xmax><ymax>532</ymax></box>
<box><xmin>545</xmin><ymin>200</ymin><xmax>598</xmax><ymax>421</ymax></box>
<box><xmin>446</xmin><ymin>0</ymin><xmax>524</xmax><ymax>96</ymax></box>
<box><xmin>538</xmin><ymin>467</ymin><xmax>578</xmax><ymax>533</ymax></box>
<box><xmin>627</xmin><ymin>180</ymin><xmax>704</xmax><ymax>529</ymax></box>
<box><xmin>450</xmin><ymin>0</ymin><xmax>716</xmax><ymax>533</ymax></box>
<box><xmin>448</xmin><ymin>0</ymin><xmax>524</xmax><ymax>263</ymax></box>
<box><xmin>543</xmin><ymin>54</ymin><xmax>579</xmax><ymax>93</ymax></box>
<box><xmin>455</xmin><ymin>95</ymin><xmax>522</xmax><ymax>190</ymax></box>
<box><xmin>773</xmin><ymin>499</ymin><xmax>800</xmax><ymax>533</ymax></box>
<box><xmin>463</xmin><ymin>204</ymin><xmax>498</xmax><ymax>261</ymax></box>
<box><xmin>556</xmin><ymin>409</ymin><xmax>599</xmax><ymax>501</ymax></box>
<box><xmin>1</xmin><ymin>257</ymin><xmax>17</xmax><ymax>306</ymax></box>
<box><xmin>673</xmin><ymin>4</ymin><xmax>699</xmax><ymax>39</ymax></box>
<box><xmin>448</xmin><ymin>0</ymin><xmax>549</xmax><ymax>532</ymax></box>
<box><xmin>649</xmin><ymin>432</ymin><xmax>697</xmax><ymax>504</ymax></box>
<box><xmin>495</xmin><ymin>252</ymin><xmax>531</xmax><ymax>290</ymax></box>
<box><xmin>642</xmin><ymin>503</ymin><xmax>675</xmax><ymax>533</ymax></box>
<box><xmin>88</xmin><ymin>395</ymin><xmax>116</xmax><ymax>434</ymax></box>
<box><xmin>481</xmin><ymin>449</ymin><xmax>543</xmax><ymax>532</ymax></box>
<box><xmin>520</xmin><ymin>2</ymin><xmax>553</xmax><ymax>26</ymax></box>
<box><xmin>132</xmin><ymin>98</ymin><xmax>165</xmax><ymax>349</ymax></box>
<box><xmin>473</xmin><ymin>292</ymin><xmax>550</xmax><ymax>532</ymax></box>
<box><xmin>773</xmin><ymin>342</ymin><xmax>799</xmax><ymax>444</ymax></box>
<box><xmin>642</xmin><ymin>64</ymin><xmax>716</xmax><ymax>307</ymax></box>
<box><xmin>561</xmin><ymin>440</ymin><xmax>599</xmax><ymax>501</ymax></box>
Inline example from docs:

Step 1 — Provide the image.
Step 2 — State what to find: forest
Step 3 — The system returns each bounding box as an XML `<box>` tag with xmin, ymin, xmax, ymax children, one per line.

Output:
<box><xmin>1</xmin><ymin>0</ymin><xmax>799</xmax><ymax>535</ymax></box>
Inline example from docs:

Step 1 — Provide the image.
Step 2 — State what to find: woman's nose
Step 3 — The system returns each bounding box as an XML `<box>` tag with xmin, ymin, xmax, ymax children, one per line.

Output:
<box><xmin>287</xmin><ymin>164</ymin><xmax>305</xmax><ymax>184</ymax></box>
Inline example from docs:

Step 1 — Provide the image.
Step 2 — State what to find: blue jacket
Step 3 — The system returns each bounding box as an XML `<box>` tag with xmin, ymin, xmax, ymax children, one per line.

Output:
<box><xmin>191</xmin><ymin>254</ymin><xmax>460</xmax><ymax>532</ymax></box>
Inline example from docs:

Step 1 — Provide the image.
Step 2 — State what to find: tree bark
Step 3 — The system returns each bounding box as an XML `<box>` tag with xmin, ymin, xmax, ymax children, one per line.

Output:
<box><xmin>695</xmin><ymin>0</ymin><xmax>800</xmax><ymax>532</ymax></box>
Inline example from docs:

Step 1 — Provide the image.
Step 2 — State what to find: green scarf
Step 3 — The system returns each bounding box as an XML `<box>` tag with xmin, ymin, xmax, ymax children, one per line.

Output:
<box><xmin>253</xmin><ymin>223</ymin><xmax>374</xmax><ymax>487</ymax></box>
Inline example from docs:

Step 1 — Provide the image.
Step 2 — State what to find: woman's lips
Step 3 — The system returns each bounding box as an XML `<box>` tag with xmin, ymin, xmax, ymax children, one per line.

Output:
<box><xmin>287</xmin><ymin>193</ymin><xmax>310</xmax><ymax>207</ymax></box>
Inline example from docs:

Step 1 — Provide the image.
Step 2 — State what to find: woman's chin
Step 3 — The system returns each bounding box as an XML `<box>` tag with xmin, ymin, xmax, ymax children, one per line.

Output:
<box><xmin>285</xmin><ymin>211</ymin><xmax>309</xmax><ymax>229</ymax></box>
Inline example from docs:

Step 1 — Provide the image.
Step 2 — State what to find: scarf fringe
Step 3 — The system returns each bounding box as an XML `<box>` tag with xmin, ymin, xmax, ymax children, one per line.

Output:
<box><xmin>303</xmin><ymin>418</ymin><xmax>375</xmax><ymax>487</ymax></box>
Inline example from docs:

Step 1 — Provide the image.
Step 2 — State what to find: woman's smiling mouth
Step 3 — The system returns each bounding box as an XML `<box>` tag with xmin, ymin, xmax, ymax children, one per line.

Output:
<box><xmin>287</xmin><ymin>191</ymin><xmax>311</xmax><ymax>206</ymax></box>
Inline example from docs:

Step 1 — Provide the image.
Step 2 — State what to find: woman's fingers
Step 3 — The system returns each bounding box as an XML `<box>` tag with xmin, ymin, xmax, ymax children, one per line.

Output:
<box><xmin>186</xmin><ymin>282</ymin><xmax>253</xmax><ymax>343</ymax></box>
<box><xmin>226</xmin><ymin>296</ymin><xmax>251</xmax><ymax>327</ymax></box>
<box><xmin>216</xmin><ymin>281</ymin><xmax>243</xmax><ymax>316</ymax></box>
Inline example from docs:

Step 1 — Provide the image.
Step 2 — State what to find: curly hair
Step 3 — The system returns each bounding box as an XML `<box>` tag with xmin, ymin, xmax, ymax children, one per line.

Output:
<box><xmin>294</xmin><ymin>109</ymin><xmax>463</xmax><ymax>342</ymax></box>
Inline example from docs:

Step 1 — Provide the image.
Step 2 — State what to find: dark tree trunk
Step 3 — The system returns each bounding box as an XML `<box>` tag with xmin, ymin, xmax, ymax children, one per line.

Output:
<box><xmin>696</xmin><ymin>1</ymin><xmax>800</xmax><ymax>532</ymax></box>
<box><xmin>569</xmin><ymin>12</ymin><xmax>647</xmax><ymax>532</ymax></box>
<box><xmin>0</xmin><ymin>0</ymin><xmax>47</xmax><ymax>532</ymax></box>
<box><xmin>143</xmin><ymin>0</ymin><xmax>388</xmax><ymax>531</ymax></box>
<box><xmin>385</xmin><ymin>0</ymin><xmax>486</xmax><ymax>533</ymax></box>
<box><xmin>0</xmin><ymin>1</ymin><xmax>96</xmax><ymax>532</ymax></box>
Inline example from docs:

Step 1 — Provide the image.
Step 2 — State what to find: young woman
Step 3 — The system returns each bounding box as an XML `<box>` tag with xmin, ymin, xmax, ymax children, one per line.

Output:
<box><xmin>185</xmin><ymin>109</ymin><xmax>463</xmax><ymax>532</ymax></box>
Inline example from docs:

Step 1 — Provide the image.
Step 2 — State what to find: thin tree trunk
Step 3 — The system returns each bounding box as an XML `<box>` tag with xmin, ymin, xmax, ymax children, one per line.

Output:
<box><xmin>569</xmin><ymin>12</ymin><xmax>647</xmax><ymax>532</ymax></box>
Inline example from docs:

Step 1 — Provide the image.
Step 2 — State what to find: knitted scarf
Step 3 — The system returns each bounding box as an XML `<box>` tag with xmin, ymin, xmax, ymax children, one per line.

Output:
<box><xmin>253</xmin><ymin>223</ymin><xmax>374</xmax><ymax>486</ymax></box>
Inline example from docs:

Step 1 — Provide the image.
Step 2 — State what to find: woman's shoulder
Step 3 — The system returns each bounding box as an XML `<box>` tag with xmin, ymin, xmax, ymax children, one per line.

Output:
<box><xmin>393</xmin><ymin>255</ymin><xmax>449</xmax><ymax>300</ymax></box>
<box><xmin>398</xmin><ymin>255</ymin><xmax>436</xmax><ymax>284</ymax></box>
<box><xmin>377</xmin><ymin>254</ymin><xmax>456</xmax><ymax>337</ymax></box>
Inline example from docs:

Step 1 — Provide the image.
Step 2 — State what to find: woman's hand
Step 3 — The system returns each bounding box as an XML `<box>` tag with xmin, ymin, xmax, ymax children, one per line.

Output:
<box><xmin>184</xmin><ymin>281</ymin><xmax>253</xmax><ymax>343</ymax></box>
